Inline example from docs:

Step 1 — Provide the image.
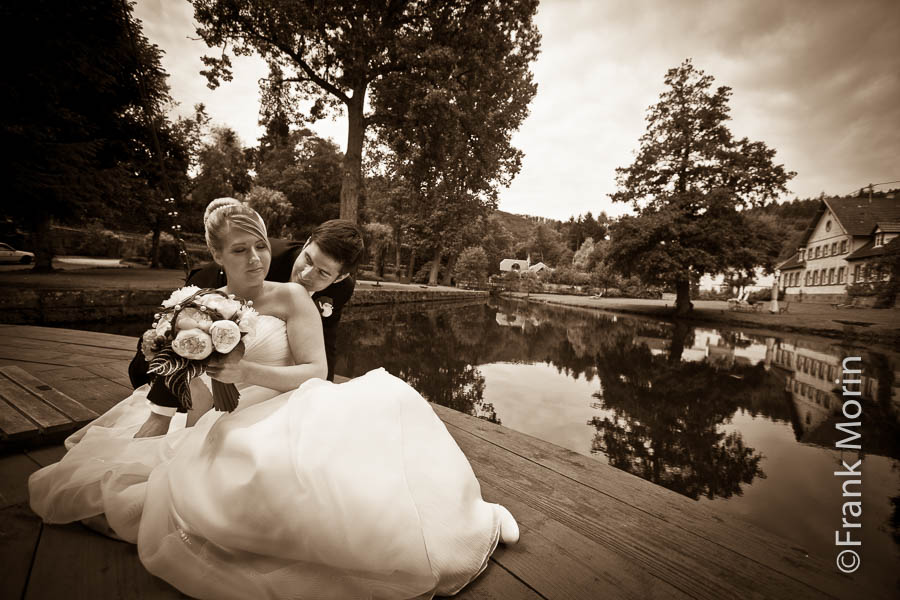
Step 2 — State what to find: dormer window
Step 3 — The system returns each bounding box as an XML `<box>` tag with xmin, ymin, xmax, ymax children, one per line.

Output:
<box><xmin>875</xmin><ymin>233</ymin><xmax>884</xmax><ymax>247</ymax></box>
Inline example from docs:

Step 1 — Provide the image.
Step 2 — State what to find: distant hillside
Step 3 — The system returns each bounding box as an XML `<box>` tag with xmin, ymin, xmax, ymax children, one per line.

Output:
<box><xmin>747</xmin><ymin>198</ymin><xmax>820</xmax><ymax>260</ymax></box>
<box><xmin>492</xmin><ymin>210</ymin><xmax>562</xmax><ymax>241</ymax></box>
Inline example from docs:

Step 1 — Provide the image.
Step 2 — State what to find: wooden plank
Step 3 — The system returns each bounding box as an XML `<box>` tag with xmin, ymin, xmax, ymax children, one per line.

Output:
<box><xmin>0</xmin><ymin>376</ymin><xmax>70</xmax><ymax>433</ymax></box>
<box><xmin>0</xmin><ymin>452</ymin><xmax>41</xmax><ymax>509</ymax></box>
<box><xmin>1</xmin><ymin>325</ymin><xmax>139</xmax><ymax>352</ymax></box>
<box><xmin>25</xmin><ymin>445</ymin><xmax>68</xmax><ymax>468</ymax></box>
<box><xmin>479</xmin><ymin>481</ymin><xmax>688</xmax><ymax>600</ymax></box>
<box><xmin>0</xmin><ymin>504</ymin><xmax>43</xmax><ymax>600</ymax></box>
<box><xmin>455</xmin><ymin>559</ymin><xmax>544</xmax><ymax>600</ymax></box>
<box><xmin>37</xmin><ymin>368</ymin><xmax>130</xmax><ymax>415</ymax></box>
<box><xmin>0</xmin><ymin>396</ymin><xmax>37</xmax><ymax>440</ymax></box>
<box><xmin>26</xmin><ymin>523</ymin><xmax>188</xmax><ymax>600</ymax></box>
<box><xmin>1</xmin><ymin>366</ymin><xmax>98</xmax><ymax>422</ymax></box>
<box><xmin>81</xmin><ymin>360</ymin><xmax>134</xmax><ymax>388</ymax></box>
<box><xmin>0</xmin><ymin>347</ymin><xmax>100</xmax><ymax>368</ymax></box>
<box><xmin>440</xmin><ymin>415</ymin><xmax>848</xmax><ymax>600</ymax></box>
<box><xmin>0</xmin><ymin>335</ymin><xmax>136</xmax><ymax>360</ymax></box>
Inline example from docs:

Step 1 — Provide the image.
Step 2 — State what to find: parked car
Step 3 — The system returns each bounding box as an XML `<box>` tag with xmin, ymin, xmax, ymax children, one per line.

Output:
<box><xmin>0</xmin><ymin>242</ymin><xmax>34</xmax><ymax>264</ymax></box>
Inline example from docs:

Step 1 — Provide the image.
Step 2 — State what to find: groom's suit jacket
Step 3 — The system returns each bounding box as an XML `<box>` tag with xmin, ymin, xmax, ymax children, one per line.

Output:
<box><xmin>128</xmin><ymin>238</ymin><xmax>355</xmax><ymax>409</ymax></box>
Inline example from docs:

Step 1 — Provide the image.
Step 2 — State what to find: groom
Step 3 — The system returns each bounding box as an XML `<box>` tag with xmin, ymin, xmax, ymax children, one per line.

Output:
<box><xmin>129</xmin><ymin>219</ymin><xmax>365</xmax><ymax>438</ymax></box>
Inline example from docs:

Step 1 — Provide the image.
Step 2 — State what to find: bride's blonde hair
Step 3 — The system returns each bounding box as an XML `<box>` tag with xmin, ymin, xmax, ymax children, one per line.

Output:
<box><xmin>204</xmin><ymin>198</ymin><xmax>271</xmax><ymax>253</ymax></box>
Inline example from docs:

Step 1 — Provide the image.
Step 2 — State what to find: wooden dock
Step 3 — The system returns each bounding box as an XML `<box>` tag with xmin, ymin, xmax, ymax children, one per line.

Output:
<box><xmin>0</xmin><ymin>325</ymin><xmax>882</xmax><ymax>599</ymax></box>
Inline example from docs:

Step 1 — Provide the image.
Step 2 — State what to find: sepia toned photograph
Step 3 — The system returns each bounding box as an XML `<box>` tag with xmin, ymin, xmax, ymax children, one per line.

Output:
<box><xmin>1</xmin><ymin>1</ymin><xmax>897</xmax><ymax>598</ymax></box>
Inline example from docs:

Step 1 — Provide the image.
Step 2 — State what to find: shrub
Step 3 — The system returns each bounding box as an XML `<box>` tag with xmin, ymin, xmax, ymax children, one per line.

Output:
<box><xmin>454</xmin><ymin>246</ymin><xmax>489</xmax><ymax>285</ymax></box>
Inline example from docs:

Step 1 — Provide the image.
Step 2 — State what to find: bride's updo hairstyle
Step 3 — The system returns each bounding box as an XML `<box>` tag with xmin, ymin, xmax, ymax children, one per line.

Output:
<box><xmin>203</xmin><ymin>197</ymin><xmax>271</xmax><ymax>254</ymax></box>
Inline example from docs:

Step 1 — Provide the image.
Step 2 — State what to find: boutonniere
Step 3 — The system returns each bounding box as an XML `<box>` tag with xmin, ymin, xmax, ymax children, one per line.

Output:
<box><xmin>316</xmin><ymin>297</ymin><xmax>334</xmax><ymax>318</ymax></box>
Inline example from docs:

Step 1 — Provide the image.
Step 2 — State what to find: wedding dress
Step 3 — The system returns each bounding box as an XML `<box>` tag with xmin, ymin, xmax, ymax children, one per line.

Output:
<box><xmin>29</xmin><ymin>315</ymin><xmax>505</xmax><ymax>599</ymax></box>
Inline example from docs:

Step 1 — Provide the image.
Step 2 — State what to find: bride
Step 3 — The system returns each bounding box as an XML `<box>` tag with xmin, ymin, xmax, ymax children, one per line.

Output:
<box><xmin>28</xmin><ymin>200</ymin><xmax>518</xmax><ymax>600</ymax></box>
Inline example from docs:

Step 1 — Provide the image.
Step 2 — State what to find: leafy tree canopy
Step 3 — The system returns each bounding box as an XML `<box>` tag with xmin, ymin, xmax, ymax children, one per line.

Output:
<box><xmin>190</xmin><ymin>0</ymin><xmax>540</xmax><ymax>223</ymax></box>
<box><xmin>607</xmin><ymin>59</ymin><xmax>794</xmax><ymax>314</ymax></box>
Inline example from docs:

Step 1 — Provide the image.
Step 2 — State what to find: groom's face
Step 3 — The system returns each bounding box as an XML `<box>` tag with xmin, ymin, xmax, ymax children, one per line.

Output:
<box><xmin>290</xmin><ymin>241</ymin><xmax>344</xmax><ymax>293</ymax></box>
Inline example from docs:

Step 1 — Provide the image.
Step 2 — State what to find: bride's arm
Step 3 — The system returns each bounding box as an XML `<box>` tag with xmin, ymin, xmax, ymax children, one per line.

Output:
<box><xmin>211</xmin><ymin>284</ymin><xmax>327</xmax><ymax>391</ymax></box>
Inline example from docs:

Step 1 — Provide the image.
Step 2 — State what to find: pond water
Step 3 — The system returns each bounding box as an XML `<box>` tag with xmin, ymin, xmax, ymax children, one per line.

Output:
<box><xmin>335</xmin><ymin>298</ymin><xmax>900</xmax><ymax>593</ymax></box>
<box><xmin>57</xmin><ymin>297</ymin><xmax>900</xmax><ymax>592</ymax></box>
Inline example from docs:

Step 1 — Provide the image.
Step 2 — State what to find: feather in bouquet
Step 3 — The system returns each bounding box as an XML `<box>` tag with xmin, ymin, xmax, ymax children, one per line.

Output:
<box><xmin>140</xmin><ymin>286</ymin><xmax>258</xmax><ymax>412</ymax></box>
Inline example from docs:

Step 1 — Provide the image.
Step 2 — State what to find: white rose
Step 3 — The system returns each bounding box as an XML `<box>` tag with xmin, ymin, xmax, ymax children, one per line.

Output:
<box><xmin>171</xmin><ymin>328</ymin><xmax>214</xmax><ymax>360</ymax></box>
<box><xmin>175</xmin><ymin>307</ymin><xmax>214</xmax><ymax>332</ymax></box>
<box><xmin>209</xmin><ymin>320</ymin><xmax>241</xmax><ymax>353</ymax></box>
<box><xmin>155</xmin><ymin>313</ymin><xmax>174</xmax><ymax>337</ymax></box>
<box><xmin>236</xmin><ymin>307</ymin><xmax>259</xmax><ymax>334</ymax></box>
<box><xmin>161</xmin><ymin>285</ymin><xmax>201</xmax><ymax>308</ymax></box>
<box><xmin>198</xmin><ymin>294</ymin><xmax>242</xmax><ymax>319</ymax></box>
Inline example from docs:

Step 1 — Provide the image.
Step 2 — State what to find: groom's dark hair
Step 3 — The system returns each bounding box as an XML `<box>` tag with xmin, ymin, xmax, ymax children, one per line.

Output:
<box><xmin>309</xmin><ymin>220</ymin><xmax>366</xmax><ymax>274</ymax></box>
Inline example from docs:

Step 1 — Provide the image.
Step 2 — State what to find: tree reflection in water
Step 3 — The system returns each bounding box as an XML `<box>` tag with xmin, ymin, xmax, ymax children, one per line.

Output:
<box><xmin>589</xmin><ymin>322</ymin><xmax>768</xmax><ymax>500</ymax></box>
<box><xmin>336</xmin><ymin>298</ymin><xmax>899</xmax><ymax>507</ymax></box>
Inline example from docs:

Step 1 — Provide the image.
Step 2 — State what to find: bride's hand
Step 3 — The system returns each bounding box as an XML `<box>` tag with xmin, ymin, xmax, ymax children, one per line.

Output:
<box><xmin>206</xmin><ymin>351</ymin><xmax>245</xmax><ymax>384</ymax></box>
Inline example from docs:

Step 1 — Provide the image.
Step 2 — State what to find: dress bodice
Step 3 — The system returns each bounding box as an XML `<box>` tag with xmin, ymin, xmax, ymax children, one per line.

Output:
<box><xmin>240</xmin><ymin>315</ymin><xmax>292</xmax><ymax>369</ymax></box>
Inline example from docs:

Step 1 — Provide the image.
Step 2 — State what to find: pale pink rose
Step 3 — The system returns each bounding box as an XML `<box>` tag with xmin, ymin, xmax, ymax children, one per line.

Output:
<box><xmin>209</xmin><ymin>320</ymin><xmax>241</xmax><ymax>353</ymax></box>
<box><xmin>171</xmin><ymin>328</ymin><xmax>213</xmax><ymax>360</ymax></box>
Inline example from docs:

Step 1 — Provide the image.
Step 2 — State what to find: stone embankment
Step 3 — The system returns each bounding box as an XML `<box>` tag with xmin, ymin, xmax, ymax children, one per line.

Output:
<box><xmin>0</xmin><ymin>276</ymin><xmax>486</xmax><ymax>324</ymax></box>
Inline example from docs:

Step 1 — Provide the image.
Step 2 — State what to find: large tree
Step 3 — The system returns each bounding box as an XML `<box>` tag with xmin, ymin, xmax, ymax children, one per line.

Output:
<box><xmin>190</xmin><ymin>0</ymin><xmax>539</xmax><ymax>223</ymax></box>
<box><xmin>373</xmin><ymin>1</ymin><xmax>539</xmax><ymax>283</ymax></box>
<box><xmin>608</xmin><ymin>60</ymin><xmax>794</xmax><ymax>315</ymax></box>
<box><xmin>1</xmin><ymin>0</ymin><xmax>173</xmax><ymax>270</ymax></box>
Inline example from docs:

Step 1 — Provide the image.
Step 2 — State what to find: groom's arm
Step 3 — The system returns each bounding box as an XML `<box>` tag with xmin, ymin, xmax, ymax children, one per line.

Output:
<box><xmin>317</xmin><ymin>276</ymin><xmax>355</xmax><ymax>382</ymax></box>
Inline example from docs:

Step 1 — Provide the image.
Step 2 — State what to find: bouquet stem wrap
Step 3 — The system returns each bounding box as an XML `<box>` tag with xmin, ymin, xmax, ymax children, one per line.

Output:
<box><xmin>211</xmin><ymin>379</ymin><xmax>240</xmax><ymax>412</ymax></box>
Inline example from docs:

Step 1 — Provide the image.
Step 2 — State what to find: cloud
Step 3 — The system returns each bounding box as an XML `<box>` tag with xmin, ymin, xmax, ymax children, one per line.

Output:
<box><xmin>134</xmin><ymin>0</ymin><xmax>899</xmax><ymax>220</ymax></box>
<box><xmin>500</xmin><ymin>0</ymin><xmax>900</xmax><ymax>219</ymax></box>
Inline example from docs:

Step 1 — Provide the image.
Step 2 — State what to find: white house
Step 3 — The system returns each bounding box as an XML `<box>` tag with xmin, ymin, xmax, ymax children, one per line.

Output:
<box><xmin>777</xmin><ymin>195</ymin><xmax>900</xmax><ymax>303</ymax></box>
<box><xmin>499</xmin><ymin>257</ymin><xmax>552</xmax><ymax>274</ymax></box>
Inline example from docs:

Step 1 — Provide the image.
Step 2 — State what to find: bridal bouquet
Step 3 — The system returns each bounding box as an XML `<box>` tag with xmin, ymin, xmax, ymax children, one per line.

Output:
<box><xmin>141</xmin><ymin>286</ymin><xmax>258</xmax><ymax>412</ymax></box>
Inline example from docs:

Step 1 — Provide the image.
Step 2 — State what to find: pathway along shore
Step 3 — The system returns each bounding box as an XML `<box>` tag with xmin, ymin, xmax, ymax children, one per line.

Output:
<box><xmin>507</xmin><ymin>292</ymin><xmax>900</xmax><ymax>352</ymax></box>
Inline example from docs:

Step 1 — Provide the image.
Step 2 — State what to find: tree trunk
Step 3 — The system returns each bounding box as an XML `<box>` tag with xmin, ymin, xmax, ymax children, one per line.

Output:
<box><xmin>428</xmin><ymin>245</ymin><xmax>442</xmax><ymax>286</ymax></box>
<box><xmin>373</xmin><ymin>243</ymin><xmax>384</xmax><ymax>278</ymax></box>
<box><xmin>442</xmin><ymin>254</ymin><xmax>457</xmax><ymax>286</ymax></box>
<box><xmin>339</xmin><ymin>87</ymin><xmax>366</xmax><ymax>223</ymax></box>
<box><xmin>393</xmin><ymin>228</ymin><xmax>402</xmax><ymax>275</ymax></box>
<box><xmin>150</xmin><ymin>218</ymin><xmax>162</xmax><ymax>269</ymax></box>
<box><xmin>406</xmin><ymin>248</ymin><xmax>417</xmax><ymax>282</ymax></box>
<box><xmin>31</xmin><ymin>212</ymin><xmax>54</xmax><ymax>272</ymax></box>
<box><xmin>674</xmin><ymin>277</ymin><xmax>693</xmax><ymax>316</ymax></box>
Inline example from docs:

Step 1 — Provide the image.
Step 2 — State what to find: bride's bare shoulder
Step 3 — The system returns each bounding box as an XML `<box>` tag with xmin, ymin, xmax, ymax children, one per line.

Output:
<box><xmin>263</xmin><ymin>282</ymin><xmax>315</xmax><ymax>318</ymax></box>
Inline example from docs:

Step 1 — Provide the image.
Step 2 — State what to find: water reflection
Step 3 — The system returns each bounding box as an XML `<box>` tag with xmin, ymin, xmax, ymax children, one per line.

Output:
<box><xmin>336</xmin><ymin>298</ymin><xmax>900</xmax><ymax>590</ymax></box>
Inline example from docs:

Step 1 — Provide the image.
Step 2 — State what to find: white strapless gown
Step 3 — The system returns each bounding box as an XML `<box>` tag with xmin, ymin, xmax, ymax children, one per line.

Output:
<box><xmin>29</xmin><ymin>316</ymin><xmax>502</xmax><ymax>599</ymax></box>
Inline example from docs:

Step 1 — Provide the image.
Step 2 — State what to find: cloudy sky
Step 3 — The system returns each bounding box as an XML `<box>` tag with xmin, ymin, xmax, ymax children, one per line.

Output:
<box><xmin>135</xmin><ymin>0</ymin><xmax>900</xmax><ymax>221</ymax></box>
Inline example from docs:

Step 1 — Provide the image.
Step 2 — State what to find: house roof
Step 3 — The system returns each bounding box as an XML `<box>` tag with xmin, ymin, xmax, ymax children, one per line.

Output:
<box><xmin>499</xmin><ymin>259</ymin><xmax>529</xmax><ymax>270</ymax></box>
<box><xmin>777</xmin><ymin>253</ymin><xmax>804</xmax><ymax>271</ymax></box>
<box><xmin>846</xmin><ymin>235</ymin><xmax>900</xmax><ymax>261</ymax></box>
<box><xmin>799</xmin><ymin>196</ymin><xmax>900</xmax><ymax>245</ymax></box>
<box><xmin>873</xmin><ymin>221</ymin><xmax>900</xmax><ymax>233</ymax></box>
